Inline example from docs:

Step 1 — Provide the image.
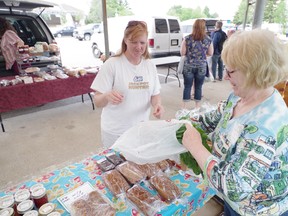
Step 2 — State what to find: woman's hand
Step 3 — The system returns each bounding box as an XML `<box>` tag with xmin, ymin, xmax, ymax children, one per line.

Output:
<box><xmin>105</xmin><ymin>90</ymin><xmax>124</xmax><ymax>105</ymax></box>
<box><xmin>182</xmin><ymin>123</ymin><xmax>210</xmax><ymax>170</ymax></box>
<box><xmin>153</xmin><ymin>104</ymin><xmax>164</xmax><ymax>119</ymax></box>
<box><xmin>182</xmin><ymin>123</ymin><xmax>202</xmax><ymax>153</ymax></box>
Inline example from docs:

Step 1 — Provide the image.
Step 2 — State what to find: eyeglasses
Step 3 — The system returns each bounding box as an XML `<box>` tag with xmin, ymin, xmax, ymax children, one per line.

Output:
<box><xmin>126</xmin><ymin>20</ymin><xmax>147</xmax><ymax>29</ymax></box>
<box><xmin>225</xmin><ymin>68</ymin><xmax>237</xmax><ymax>78</ymax></box>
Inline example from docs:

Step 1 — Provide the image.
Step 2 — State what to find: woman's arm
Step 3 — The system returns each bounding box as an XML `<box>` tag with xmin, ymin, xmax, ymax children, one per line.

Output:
<box><xmin>206</xmin><ymin>43</ymin><xmax>214</xmax><ymax>57</ymax></box>
<box><xmin>180</xmin><ymin>40</ymin><xmax>187</xmax><ymax>56</ymax></box>
<box><xmin>93</xmin><ymin>90</ymin><xmax>124</xmax><ymax>108</ymax></box>
<box><xmin>151</xmin><ymin>94</ymin><xmax>164</xmax><ymax>118</ymax></box>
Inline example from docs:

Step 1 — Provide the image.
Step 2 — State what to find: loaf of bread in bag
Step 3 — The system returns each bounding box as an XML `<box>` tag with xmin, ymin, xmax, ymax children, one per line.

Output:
<box><xmin>126</xmin><ymin>184</ymin><xmax>161</xmax><ymax>216</ymax></box>
<box><xmin>149</xmin><ymin>173</ymin><xmax>182</xmax><ymax>203</ymax></box>
<box><xmin>116</xmin><ymin>161</ymin><xmax>146</xmax><ymax>184</ymax></box>
<box><xmin>102</xmin><ymin>169</ymin><xmax>131</xmax><ymax>196</ymax></box>
<box><xmin>136</xmin><ymin>163</ymin><xmax>162</xmax><ymax>178</ymax></box>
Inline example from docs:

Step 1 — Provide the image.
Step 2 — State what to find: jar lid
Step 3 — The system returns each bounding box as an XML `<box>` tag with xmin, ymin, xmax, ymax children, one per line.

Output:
<box><xmin>0</xmin><ymin>207</ymin><xmax>14</xmax><ymax>216</ymax></box>
<box><xmin>31</xmin><ymin>187</ymin><xmax>46</xmax><ymax>199</ymax></box>
<box><xmin>0</xmin><ymin>195</ymin><xmax>14</xmax><ymax>209</ymax></box>
<box><xmin>15</xmin><ymin>189</ymin><xmax>31</xmax><ymax>203</ymax></box>
<box><xmin>30</xmin><ymin>184</ymin><xmax>44</xmax><ymax>193</ymax></box>
<box><xmin>47</xmin><ymin>212</ymin><xmax>61</xmax><ymax>216</ymax></box>
<box><xmin>17</xmin><ymin>200</ymin><xmax>34</xmax><ymax>214</ymax></box>
<box><xmin>39</xmin><ymin>203</ymin><xmax>55</xmax><ymax>215</ymax></box>
<box><xmin>23</xmin><ymin>210</ymin><xmax>39</xmax><ymax>216</ymax></box>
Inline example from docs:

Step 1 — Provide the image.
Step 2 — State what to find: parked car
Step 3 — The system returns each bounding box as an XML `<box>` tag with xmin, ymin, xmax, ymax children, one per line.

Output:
<box><xmin>73</xmin><ymin>23</ymin><xmax>100</xmax><ymax>41</ymax></box>
<box><xmin>181</xmin><ymin>18</ymin><xmax>218</xmax><ymax>38</ymax></box>
<box><xmin>91</xmin><ymin>15</ymin><xmax>182</xmax><ymax>58</ymax></box>
<box><xmin>0</xmin><ymin>0</ymin><xmax>61</xmax><ymax>77</ymax></box>
<box><xmin>53</xmin><ymin>26</ymin><xmax>76</xmax><ymax>37</ymax></box>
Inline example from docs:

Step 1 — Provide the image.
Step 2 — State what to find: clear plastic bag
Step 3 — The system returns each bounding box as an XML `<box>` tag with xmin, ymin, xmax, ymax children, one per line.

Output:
<box><xmin>126</xmin><ymin>184</ymin><xmax>163</xmax><ymax>216</ymax></box>
<box><xmin>149</xmin><ymin>172</ymin><xmax>182</xmax><ymax>203</ymax></box>
<box><xmin>70</xmin><ymin>190</ymin><xmax>116</xmax><ymax>216</ymax></box>
<box><xmin>111</xmin><ymin>119</ymin><xmax>189</xmax><ymax>164</ymax></box>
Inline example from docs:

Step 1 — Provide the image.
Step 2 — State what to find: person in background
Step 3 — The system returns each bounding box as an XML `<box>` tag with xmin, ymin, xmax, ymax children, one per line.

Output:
<box><xmin>180</xmin><ymin>19</ymin><xmax>213</xmax><ymax>109</ymax></box>
<box><xmin>182</xmin><ymin>29</ymin><xmax>288</xmax><ymax>216</ymax></box>
<box><xmin>0</xmin><ymin>17</ymin><xmax>24</xmax><ymax>72</ymax></box>
<box><xmin>227</xmin><ymin>29</ymin><xmax>236</xmax><ymax>38</ymax></box>
<box><xmin>90</xmin><ymin>20</ymin><xmax>164</xmax><ymax>148</ymax></box>
<box><xmin>211</xmin><ymin>21</ymin><xmax>227</xmax><ymax>81</ymax></box>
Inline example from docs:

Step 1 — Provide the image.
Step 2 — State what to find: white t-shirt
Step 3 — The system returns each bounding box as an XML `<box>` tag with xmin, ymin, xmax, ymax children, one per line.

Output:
<box><xmin>91</xmin><ymin>54</ymin><xmax>161</xmax><ymax>136</ymax></box>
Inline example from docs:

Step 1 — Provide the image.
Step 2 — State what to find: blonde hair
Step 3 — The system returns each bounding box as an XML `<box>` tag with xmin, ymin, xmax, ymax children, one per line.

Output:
<box><xmin>222</xmin><ymin>28</ymin><xmax>288</xmax><ymax>88</ymax></box>
<box><xmin>115</xmin><ymin>20</ymin><xmax>150</xmax><ymax>59</ymax></box>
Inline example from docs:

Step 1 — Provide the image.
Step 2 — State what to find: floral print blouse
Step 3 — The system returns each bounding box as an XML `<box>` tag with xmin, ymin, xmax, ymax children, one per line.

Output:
<box><xmin>195</xmin><ymin>90</ymin><xmax>288</xmax><ymax>215</ymax></box>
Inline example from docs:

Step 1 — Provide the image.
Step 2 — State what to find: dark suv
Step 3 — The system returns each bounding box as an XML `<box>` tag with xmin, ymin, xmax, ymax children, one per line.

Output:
<box><xmin>0</xmin><ymin>1</ymin><xmax>60</xmax><ymax>76</ymax></box>
<box><xmin>53</xmin><ymin>26</ymin><xmax>76</xmax><ymax>38</ymax></box>
<box><xmin>73</xmin><ymin>23</ymin><xmax>100</xmax><ymax>41</ymax></box>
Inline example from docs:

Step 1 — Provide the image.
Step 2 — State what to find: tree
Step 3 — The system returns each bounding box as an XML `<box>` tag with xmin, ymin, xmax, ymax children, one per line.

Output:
<box><xmin>273</xmin><ymin>0</ymin><xmax>287</xmax><ymax>34</ymax></box>
<box><xmin>86</xmin><ymin>0</ymin><xmax>133</xmax><ymax>23</ymax></box>
<box><xmin>167</xmin><ymin>5</ymin><xmax>218</xmax><ymax>21</ymax></box>
<box><xmin>233</xmin><ymin>0</ymin><xmax>287</xmax><ymax>30</ymax></box>
<box><xmin>233</xmin><ymin>0</ymin><xmax>255</xmax><ymax>25</ymax></box>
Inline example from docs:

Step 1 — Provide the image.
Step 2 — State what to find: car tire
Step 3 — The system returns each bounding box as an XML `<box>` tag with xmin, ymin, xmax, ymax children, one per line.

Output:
<box><xmin>57</xmin><ymin>33</ymin><xmax>62</xmax><ymax>38</ymax></box>
<box><xmin>84</xmin><ymin>34</ymin><xmax>91</xmax><ymax>41</ymax></box>
<box><xmin>92</xmin><ymin>44</ymin><xmax>101</xmax><ymax>58</ymax></box>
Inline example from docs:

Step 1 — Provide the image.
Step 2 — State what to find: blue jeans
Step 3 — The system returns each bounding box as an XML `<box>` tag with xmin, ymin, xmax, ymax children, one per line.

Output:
<box><xmin>182</xmin><ymin>64</ymin><xmax>206</xmax><ymax>101</ymax></box>
<box><xmin>212</xmin><ymin>54</ymin><xmax>224</xmax><ymax>80</ymax></box>
<box><xmin>224</xmin><ymin>201</ymin><xmax>240</xmax><ymax>216</ymax></box>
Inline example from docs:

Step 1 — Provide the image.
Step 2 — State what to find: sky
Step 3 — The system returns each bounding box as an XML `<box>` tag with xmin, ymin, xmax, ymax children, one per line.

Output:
<box><xmin>127</xmin><ymin>0</ymin><xmax>242</xmax><ymax>20</ymax></box>
<box><xmin>56</xmin><ymin>0</ymin><xmax>242</xmax><ymax>20</ymax></box>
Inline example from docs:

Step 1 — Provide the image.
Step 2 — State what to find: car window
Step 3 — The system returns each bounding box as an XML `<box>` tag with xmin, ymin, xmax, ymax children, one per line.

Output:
<box><xmin>168</xmin><ymin>19</ymin><xmax>180</xmax><ymax>33</ymax></box>
<box><xmin>155</xmin><ymin>19</ymin><xmax>168</xmax><ymax>34</ymax></box>
<box><xmin>5</xmin><ymin>16</ymin><xmax>48</xmax><ymax>46</ymax></box>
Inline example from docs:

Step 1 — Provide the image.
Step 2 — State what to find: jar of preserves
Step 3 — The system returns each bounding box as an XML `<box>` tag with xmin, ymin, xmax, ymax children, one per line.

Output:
<box><xmin>29</xmin><ymin>184</ymin><xmax>44</xmax><ymax>193</ymax></box>
<box><xmin>23</xmin><ymin>210</ymin><xmax>38</xmax><ymax>216</ymax></box>
<box><xmin>0</xmin><ymin>195</ymin><xmax>15</xmax><ymax>209</ymax></box>
<box><xmin>38</xmin><ymin>203</ymin><xmax>55</xmax><ymax>216</ymax></box>
<box><xmin>0</xmin><ymin>207</ymin><xmax>14</xmax><ymax>216</ymax></box>
<box><xmin>31</xmin><ymin>187</ymin><xmax>48</xmax><ymax>209</ymax></box>
<box><xmin>16</xmin><ymin>200</ymin><xmax>34</xmax><ymax>215</ymax></box>
<box><xmin>14</xmin><ymin>189</ymin><xmax>31</xmax><ymax>205</ymax></box>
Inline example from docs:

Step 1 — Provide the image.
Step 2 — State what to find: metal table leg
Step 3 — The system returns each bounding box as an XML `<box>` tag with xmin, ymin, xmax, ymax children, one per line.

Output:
<box><xmin>88</xmin><ymin>93</ymin><xmax>95</xmax><ymax>110</ymax></box>
<box><xmin>0</xmin><ymin>114</ymin><xmax>5</xmax><ymax>132</ymax></box>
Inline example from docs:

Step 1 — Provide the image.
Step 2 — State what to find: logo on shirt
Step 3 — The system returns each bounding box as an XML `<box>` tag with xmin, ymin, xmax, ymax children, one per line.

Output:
<box><xmin>129</xmin><ymin>75</ymin><xmax>149</xmax><ymax>89</ymax></box>
<box><xmin>133</xmin><ymin>76</ymin><xmax>143</xmax><ymax>82</ymax></box>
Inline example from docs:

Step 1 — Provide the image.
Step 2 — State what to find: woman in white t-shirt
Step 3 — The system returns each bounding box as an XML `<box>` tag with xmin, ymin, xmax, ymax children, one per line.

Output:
<box><xmin>90</xmin><ymin>20</ymin><xmax>164</xmax><ymax>148</ymax></box>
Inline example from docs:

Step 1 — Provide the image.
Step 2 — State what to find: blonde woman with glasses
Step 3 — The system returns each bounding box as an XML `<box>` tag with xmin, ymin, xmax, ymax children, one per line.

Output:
<box><xmin>91</xmin><ymin>20</ymin><xmax>164</xmax><ymax>148</ymax></box>
<box><xmin>182</xmin><ymin>29</ymin><xmax>288</xmax><ymax>216</ymax></box>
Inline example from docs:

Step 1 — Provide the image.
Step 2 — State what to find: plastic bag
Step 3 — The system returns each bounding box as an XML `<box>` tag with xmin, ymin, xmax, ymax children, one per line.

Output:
<box><xmin>177</xmin><ymin>56</ymin><xmax>186</xmax><ymax>74</ymax></box>
<box><xmin>70</xmin><ymin>190</ymin><xmax>116</xmax><ymax>216</ymax></box>
<box><xmin>111</xmin><ymin>119</ymin><xmax>189</xmax><ymax>164</ymax></box>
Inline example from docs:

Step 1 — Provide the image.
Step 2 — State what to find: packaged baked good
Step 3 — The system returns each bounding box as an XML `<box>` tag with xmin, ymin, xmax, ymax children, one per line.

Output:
<box><xmin>96</xmin><ymin>157</ymin><xmax>115</xmax><ymax>172</ymax></box>
<box><xmin>116</xmin><ymin>161</ymin><xmax>146</xmax><ymax>184</ymax></box>
<box><xmin>126</xmin><ymin>184</ymin><xmax>162</xmax><ymax>216</ymax></box>
<box><xmin>71</xmin><ymin>190</ymin><xmax>116</xmax><ymax>216</ymax></box>
<box><xmin>136</xmin><ymin>163</ymin><xmax>162</xmax><ymax>178</ymax></box>
<box><xmin>149</xmin><ymin>173</ymin><xmax>182</xmax><ymax>203</ymax></box>
<box><xmin>102</xmin><ymin>169</ymin><xmax>130</xmax><ymax>196</ymax></box>
<box><xmin>156</xmin><ymin>159</ymin><xmax>172</xmax><ymax>172</ymax></box>
<box><xmin>71</xmin><ymin>198</ymin><xmax>92</xmax><ymax>216</ymax></box>
<box><xmin>105</xmin><ymin>152</ymin><xmax>124</xmax><ymax>166</ymax></box>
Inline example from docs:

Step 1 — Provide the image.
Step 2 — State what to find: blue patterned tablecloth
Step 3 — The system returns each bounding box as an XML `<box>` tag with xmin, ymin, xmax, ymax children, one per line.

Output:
<box><xmin>0</xmin><ymin>149</ymin><xmax>216</xmax><ymax>215</ymax></box>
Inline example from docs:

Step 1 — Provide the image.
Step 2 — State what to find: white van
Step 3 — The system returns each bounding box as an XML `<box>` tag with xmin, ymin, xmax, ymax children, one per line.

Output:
<box><xmin>91</xmin><ymin>15</ymin><xmax>182</xmax><ymax>58</ymax></box>
<box><xmin>181</xmin><ymin>18</ymin><xmax>218</xmax><ymax>38</ymax></box>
